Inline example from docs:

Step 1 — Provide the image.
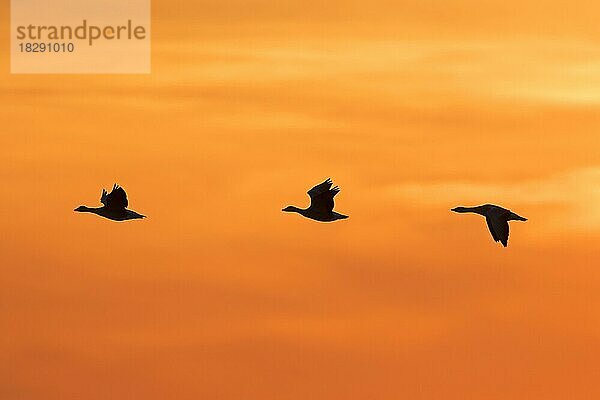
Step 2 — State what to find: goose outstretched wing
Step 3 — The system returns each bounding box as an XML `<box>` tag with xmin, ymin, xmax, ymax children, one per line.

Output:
<box><xmin>485</xmin><ymin>215</ymin><xmax>509</xmax><ymax>247</ymax></box>
<box><xmin>307</xmin><ymin>178</ymin><xmax>340</xmax><ymax>213</ymax></box>
<box><xmin>101</xmin><ymin>184</ymin><xmax>128</xmax><ymax>210</ymax></box>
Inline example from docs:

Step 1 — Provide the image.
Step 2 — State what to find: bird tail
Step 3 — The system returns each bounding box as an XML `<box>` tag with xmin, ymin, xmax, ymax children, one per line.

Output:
<box><xmin>510</xmin><ymin>212</ymin><xmax>527</xmax><ymax>221</ymax></box>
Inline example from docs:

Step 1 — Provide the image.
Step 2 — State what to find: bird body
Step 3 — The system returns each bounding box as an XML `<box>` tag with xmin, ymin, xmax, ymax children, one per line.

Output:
<box><xmin>451</xmin><ymin>204</ymin><xmax>526</xmax><ymax>247</ymax></box>
<box><xmin>283</xmin><ymin>179</ymin><xmax>348</xmax><ymax>222</ymax></box>
<box><xmin>74</xmin><ymin>206</ymin><xmax>145</xmax><ymax>221</ymax></box>
<box><xmin>75</xmin><ymin>184</ymin><xmax>145</xmax><ymax>222</ymax></box>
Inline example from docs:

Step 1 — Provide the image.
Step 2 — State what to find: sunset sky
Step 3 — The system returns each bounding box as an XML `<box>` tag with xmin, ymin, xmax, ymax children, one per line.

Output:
<box><xmin>2</xmin><ymin>1</ymin><xmax>600</xmax><ymax>399</ymax></box>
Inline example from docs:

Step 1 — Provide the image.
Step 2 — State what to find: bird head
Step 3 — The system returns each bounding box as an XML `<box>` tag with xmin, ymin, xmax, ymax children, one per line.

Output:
<box><xmin>74</xmin><ymin>205</ymin><xmax>91</xmax><ymax>212</ymax></box>
<box><xmin>282</xmin><ymin>206</ymin><xmax>301</xmax><ymax>213</ymax></box>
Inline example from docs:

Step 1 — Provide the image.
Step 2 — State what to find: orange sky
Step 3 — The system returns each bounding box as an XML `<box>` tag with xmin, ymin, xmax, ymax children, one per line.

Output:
<box><xmin>1</xmin><ymin>1</ymin><xmax>600</xmax><ymax>399</ymax></box>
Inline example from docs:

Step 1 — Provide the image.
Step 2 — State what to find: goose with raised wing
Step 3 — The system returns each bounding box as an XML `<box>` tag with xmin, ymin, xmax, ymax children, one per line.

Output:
<box><xmin>75</xmin><ymin>184</ymin><xmax>145</xmax><ymax>221</ymax></box>
<box><xmin>451</xmin><ymin>204</ymin><xmax>526</xmax><ymax>247</ymax></box>
<box><xmin>283</xmin><ymin>178</ymin><xmax>349</xmax><ymax>222</ymax></box>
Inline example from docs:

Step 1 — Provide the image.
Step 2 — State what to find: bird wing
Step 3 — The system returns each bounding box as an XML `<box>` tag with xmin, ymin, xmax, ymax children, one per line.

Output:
<box><xmin>307</xmin><ymin>178</ymin><xmax>339</xmax><ymax>213</ymax></box>
<box><xmin>485</xmin><ymin>215</ymin><xmax>509</xmax><ymax>247</ymax></box>
<box><xmin>100</xmin><ymin>189</ymin><xmax>108</xmax><ymax>205</ymax></box>
<box><xmin>104</xmin><ymin>184</ymin><xmax>128</xmax><ymax>210</ymax></box>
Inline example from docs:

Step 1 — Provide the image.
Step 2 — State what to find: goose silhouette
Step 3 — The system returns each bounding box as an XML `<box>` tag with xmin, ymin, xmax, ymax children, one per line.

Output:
<box><xmin>75</xmin><ymin>184</ymin><xmax>145</xmax><ymax>221</ymax></box>
<box><xmin>451</xmin><ymin>204</ymin><xmax>526</xmax><ymax>247</ymax></box>
<box><xmin>283</xmin><ymin>178</ymin><xmax>349</xmax><ymax>222</ymax></box>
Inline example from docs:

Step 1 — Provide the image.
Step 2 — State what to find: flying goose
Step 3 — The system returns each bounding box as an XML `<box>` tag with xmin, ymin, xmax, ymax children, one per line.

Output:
<box><xmin>75</xmin><ymin>184</ymin><xmax>145</xmax><ymax>221</ymax></box>
<box><xmin>283</xmin><ymin>178</ymin><xmax>349</xmax><ymax>222</ymax></box>
<box><xmin>451</xmin><ymin>204</ymin><xmax>526</xmax><ymax>247</ymax></box>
